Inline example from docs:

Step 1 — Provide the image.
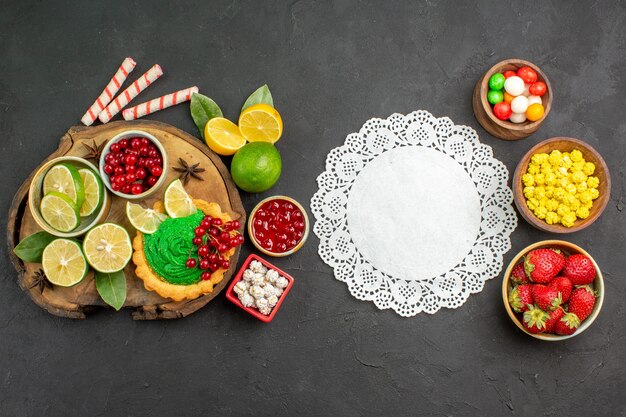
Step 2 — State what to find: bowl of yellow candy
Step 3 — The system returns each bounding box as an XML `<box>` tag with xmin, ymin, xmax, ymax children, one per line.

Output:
<box><xmin>513</xmin><ymin>137</ymin><xmax>610</xmax><ymax>233</ymax></box>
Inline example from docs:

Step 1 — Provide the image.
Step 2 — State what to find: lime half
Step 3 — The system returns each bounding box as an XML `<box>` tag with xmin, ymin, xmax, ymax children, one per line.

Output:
<box><xmin>163</xmin><ymin>179</ymin><xmax>197</xmax><ymax>218</ymax></box>
<box><xmin>42</xmin><ymin>238</ymin><xmax>88</xmax><ymax>287</ymax></box>
<box><xmin>78</xmin><ymin>168</ymin><xmax>104</xmax><ymax>217</ymax></box>
<box><xmin>40</xmin><ymin>191</ymin><xmax>80</xmax><ymax>232</ymax></box>
<box><xmin>126</xmin><ymin>202</ymin><xmax>168</xmax><ymax>234</ymax></box>
<box><xmin>43</xmin><ymin>163</ymin><xmax>85</xmax><ymax>208</ymax></box>
<box><xmin>83</xmin><ymin>223</ymin><xmax>132</xmax><ymax>273</ymax></box>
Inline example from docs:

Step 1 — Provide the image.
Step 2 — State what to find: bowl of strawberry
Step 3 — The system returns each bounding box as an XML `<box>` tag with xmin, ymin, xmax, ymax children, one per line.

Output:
<box><xmin>99</xmin><ymin>130</ymin><xmax>168</xmax><ymax>199</ymax></box>
<box><xmin>502</xmin><ymin>240</ymin><xmax>604</xmax><ymax>341</ymax></box>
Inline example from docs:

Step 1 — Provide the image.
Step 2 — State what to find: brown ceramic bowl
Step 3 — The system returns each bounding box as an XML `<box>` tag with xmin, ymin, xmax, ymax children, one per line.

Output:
<box><xmin>472</xmin><ymin>58</ymin><xmax>553</xmax><ymax>140</ymax></box>
<box><xmin>513</xmin><ymin>137</ymin><xmax>610</xmax><ymax>233</ymax></box>
<box><xmin>502</xmin><ymin>240</ymin><xmax>604</xmax><ymax>341</ymax></box>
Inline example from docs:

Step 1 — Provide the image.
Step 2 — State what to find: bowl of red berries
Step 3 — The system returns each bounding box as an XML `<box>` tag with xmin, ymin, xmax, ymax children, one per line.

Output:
<box><xmin>248</xmin><ymin>196</ymin><xmax>309</xmax><ymax>257</ymax></box>
<box><xmin>502</xmin><ymin>240</ymin><xmax>604</xmax><ymax>341</ymax></box>
<box><xmin>99</xmin><ymin>130</ymin><xmax>168</xmax><ymax>199</ymax></box>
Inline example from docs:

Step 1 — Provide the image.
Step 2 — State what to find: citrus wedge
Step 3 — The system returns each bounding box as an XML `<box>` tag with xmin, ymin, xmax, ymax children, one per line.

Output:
<box><xmin>163</xmin><ymin>179</ymin><xmax>197</xmax><ymax>218</ymax></box>
<box><xmin>204</xmin><ymin>117</ymin><xmax>247</xmax><ymax>156</ymax></box>
<box><xmin>78</xmin><ymin>168</ymin><xmax>104</xmax><ymax>217</ymax></box>
<box><xmin>238</xmin><ymin>103</ymin><xmax>283</xmax><ymax>143</ymax></box>
<box><xmin>42</xmin><ymin>238</ymin><xmax>88</xmax><ymax>287</ymax></box>
<box><xmin>83</xmin><ymin>223</ymin><xmax>132</xmax><ymax>273</ymax></box>
<box><xmin>43</xmin><ymin>163</ymin><xmax>85</xmax><ymax>208</ymax></box>
<box><xmin>126</xmin><ymin>202</ymin><xmax>168</xmax><ymax>234</ymax></box>
<box><xmin>40</xmin><ymin>191</ymin><xmax>80</xmax><ymax>232</ymax></box>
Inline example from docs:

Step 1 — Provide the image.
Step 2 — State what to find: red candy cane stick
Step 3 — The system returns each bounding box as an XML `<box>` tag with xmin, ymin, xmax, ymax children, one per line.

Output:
<box><xmin>122</xmin><ymin>86</ymin><xmax>199</xmax><ymax>120</ymax></box>
<box><xmin>80</xmin><ymin>57</ymin><xmax>136</xmax><ymax>126</ymax></box>
<box><xmin>98</xmin><ymin>64</ymin><xmax>163</xmax><ymax>123</ymax></box>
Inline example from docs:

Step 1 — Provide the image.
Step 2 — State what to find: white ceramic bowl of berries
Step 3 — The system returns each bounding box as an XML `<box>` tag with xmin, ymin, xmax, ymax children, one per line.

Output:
<box><xmin>502</xmin><ymin>240</ymin><xmax>604</xmax><ymax>341</ymax></box>
<box><xmin>99</xmin><ymin>130</ymin><xmax>168</xmax><ymax>199</ymax></box>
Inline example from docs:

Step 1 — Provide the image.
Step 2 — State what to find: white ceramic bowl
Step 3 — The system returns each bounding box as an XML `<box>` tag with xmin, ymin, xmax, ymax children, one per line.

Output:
<box><xmin>28</xmin><ymin>156</ymin><xmax>111</xmax><ymax>237</ymax></box>
<box><xmin>98</xmin><ymin>130</ymin><xmax>169</xmax><ymax>200</ymax></box>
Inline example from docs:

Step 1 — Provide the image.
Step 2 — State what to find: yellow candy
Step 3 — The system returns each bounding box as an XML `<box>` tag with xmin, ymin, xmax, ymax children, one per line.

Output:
<box><xmin>522</xmin><ymin>174</ymin><xmax>535</xmax><ymax>187</ymax></box>
<box><xmin>565</xmin><ymin>183</ymin><xmax>577</xmax><ymax>195</ymax></box>
<box><xmin>561</xmin><ymin>212</ymin><xmax>577</xmax><ymax>227</ymax></box>
<box><xmin>534</xmin><ymin>186</ymin><xmax>546</xmax><ymax>200</ymax></box>
<box><xmin>576</xmin><ymin>182</ymin><xmax>588</xmax><ymax>193</ymax></box>
<box><xmin>583</xmin><ymin>162</ymin><xmax>595</xmax><ymax>175</ymax></box>
<box><xmin>523</xmin><ymin>186</ymin><xmax>535</xmax><ymax>199</ymax></box>
<box><xmin>545</xmin><ymin>212</ymin><xmax>560</xmax><ymax>225</ymax></box>
<box><xmin>570</xmin><ymin>149</ymin><xmax>583</xmax><ymax>162</ymax></box>
<box><xmin>589</xmin><ymin>188</ymin><xmax>599</xmax><ymax>200</ymax></box>
<box><xmin>548</xmin><ymin>150</ymin><xmax>563</xmax><ymax>166</ymax></box>
<box><xmin>545</xmin><ymin>173</ymin><xmax>557</xmax><ymax>186</ymax></box>
<box><xmin>546</xmin><ymin>199</ymin><xmax>559</xmax><ymax>211</ymax></box>
<box><xmin>534</xmin><ymin>206</ymin><xmax>548</xmax><ymax>219</ymax></box>
<box><xmin>571</xmin><ymin>171</ymin><xmax>586</xmax><ymax>184</ymax></box>
<box><xmin>587</xmin><ymin>176</ymin><xmax>599</xmax><ymax>188</ymax></box>
<box><xmin>576</xmin><ymin>206</ymin><xmax>590</xmax><ymax>219</ymax></box>
<box><xmin>534</xmin><ymin>173</ymin><xmax>546</xmax><ymax>186</ymax></box>
<box><xmin>557</xmin><ymin>204</ymin><xmax>571</xmax><ymax>216</ymax></box>
<box><xmin>531</xmin><ymin>153</ymin><xmax>549</xmax><ymax>164</ymax></box>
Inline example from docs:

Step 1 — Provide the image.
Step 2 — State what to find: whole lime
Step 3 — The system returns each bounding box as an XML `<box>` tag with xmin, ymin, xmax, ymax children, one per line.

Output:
<box><xmin>230</xmin><ymin>142</ymin><xmax>282</xmax><ymax>193</ymax></box>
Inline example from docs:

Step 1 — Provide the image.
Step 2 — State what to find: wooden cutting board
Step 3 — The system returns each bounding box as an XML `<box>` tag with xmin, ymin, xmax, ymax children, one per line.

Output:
<box><xmin>7</xmin><ymin>120</ymin><xmax>246</xmax><ymax>320</ymax></box>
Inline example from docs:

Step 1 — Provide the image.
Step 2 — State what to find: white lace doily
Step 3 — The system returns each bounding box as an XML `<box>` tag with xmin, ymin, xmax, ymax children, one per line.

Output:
<box><xmin>311</xmin><ymin>111</ymin><xmax>517</xmax><ymax>316</ymax></box>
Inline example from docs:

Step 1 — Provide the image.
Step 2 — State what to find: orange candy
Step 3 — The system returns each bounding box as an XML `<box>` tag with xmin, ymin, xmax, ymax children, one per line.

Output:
<box><xmin>503</xmin><ymin>92</ymin><xmax>515</xmax><ymax>103</ymax></box>
<box><xmin>526</xmin><ymin>103</ymin><xmax>545</xmax><ymax>121</ymax></box>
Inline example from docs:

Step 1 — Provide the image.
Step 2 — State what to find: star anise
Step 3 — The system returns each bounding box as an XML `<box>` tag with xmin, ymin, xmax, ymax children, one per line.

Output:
<box><xmin>82</xmin><ymin>139</ymin><xmax>106</xmax><ymax>161</ymax></box>
<box><xmin>29</xmin><ymin>269</ymin><xmax>52</xmax><ymax>294</ymax></box>
<box><xmin>173</xmin><ymin>157</ymin><xmax>205</xmax><ymax>184</ymax></box>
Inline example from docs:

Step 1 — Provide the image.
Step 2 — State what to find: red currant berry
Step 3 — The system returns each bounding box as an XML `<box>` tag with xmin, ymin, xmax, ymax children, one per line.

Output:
<box><xmin>104</xmin><ymin>153</ymin><xmax>116</xmax><ymax>164</ymax></box>
<box><xmin>201</xmin><ymin>271</ymin><xmax>212</xmax><ymax>281</ymax></box>
<box><xmin>131</xmin><ymin>184</ymin><xmax>143</xmax><ymax>195</ymax></box>
<box><xmin>146</xmin><ymin>176</ymin><xmax>158</xmax><ymax>186</ymax></box>
<box><xmin>153</xmin><ymin>157</ymin><xmax>163</xmax><ymax>166</ymax></box>
<box><xmin>199</xmin><ymin>259</ymin><xmax>210</xmax><ymax>270</ymax></box>
<box><xmin>113</xmin><ymin>166</ymin><xmax>124</xmax><ymax>176</ymax></box>
<box><xmin>219</xmin><ymin>232</ymin><xmax>231</xmax><ymax>242</ymax></box>
<box><xmin>200</xmin><ymin>219</ymin><xmax>212</xmax><ymax>228</ymax></box>
<box><xmin>150</xmin><ymin>165</ymin><xmax>163</xmax><ymax>177</ymax></box>
<box><xmin>125</xmin><ymin>164</ymin><xmax>136</xmax><ymax>174</ymax></box>
<box><xmin>118</xmin><ymin>138</ymin><xmax>129</xmax><ymax>148</ymax></box>
<box><xmin>113</xmin><ymin>175</ymin><xmax>126</xmax><ymax>186</ymax></box>
<box><xmin>111</xmin><ymin>181</ymin><xmax>122</xmax><ymax>191</ymax></box>
<box><xmin>125</xmin><ymin>155</ymin><xmax>137</xmax><ymax>166</ymax></box>
<box><xmin>110</xmin><ymin>143</ymin><xmax>121</xmax><ymax>153</ymax></box>
<box><xmin>209</xmin><ymin>263</ymin><xmax>219</xmax><ymax>272</ymax></box>
<box><xmin>145</xmin><ymin>158</ymin><xmax>155</xmax><ymax>168</ymax></box>
<box><xmin>138</xmin><ymin>145</ymin><xmax>149</xmax><ymax>156</ymax></box>
<box><xmin>220</xmin><ymin>260</ymin><xmax>230</xmax><ymax>269</ymax></box>
<box><xmin>125</xmin><ymin>173</ymin><xmax>136</xmax><ymax>183</ymax></box>
<box><xmin>197</xmin><ymin>245</ymin><xmax>210</xmax><ymax>257</ymax></box>
<box><xmin>135</xmin><ymin>168</ymin><xmax>147</xmax><ymax>180</ymax></box>
<box><xmin>103</xmin><ymin>164</ymin><xmax>114</xmax><ymax>175</ymax></box>
<box><xmin>194</xmin><ymin>227</ymin><xmax>206</xmax><ymax>237</ymax></box>
<box><xmin>186</xmin><ymin>258</ymin><xmax>197</xmax><ymax>268</ymax></box>
<box><xmin>231</xmin><ymin>220</ymin><xmax>241</xmax><ymax>230</ymax></box>
<box><xmin>192</xmin><ymin>237</ymin><xmax>203</xmax><ymax>246</ymax></box>
<box><xmin>209</xmin><ymin>227</ymin><xmax>220</xmax><ymax>237</ymax></box>
<box><xmin>209</xmin><ymin>239</ymin><xmax>220</xmax><ymax>248</ymax></box>
<box><xmin>208</xmin><ymin>253</ymin><xmax>218</xmax><ymax>263</ymax></box>
<box><xmin>126</xmin><ymin>149</ymin><xmax>139</xmax><ymax>157</ymax></box>
<box><xmin>148</xmin><ymin>148</ymin><xmax>159</xmax><ymax>158</ymax></box>
<box><xmin>218</xmin><ymin>244</ymin><xmax>228</xmax><ymax>253</ymax></box>
<box><xmin>131</xmin><ymin>138</ymin><xmax>142</xmax><ymax>149</ymax></box>
<box><xmin>121</xmin><ymin>184</ymin><xmax>132</xmax><ymax>194</ymax></box>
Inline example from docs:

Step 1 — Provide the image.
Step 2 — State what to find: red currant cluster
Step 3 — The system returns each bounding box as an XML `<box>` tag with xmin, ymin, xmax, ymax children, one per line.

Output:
<box><xmin>103</xmin><ymin>137</ymin><xmax>164</xmax><ymax>195</ymax></box>
<box><xmin>185</xmin><ymin>216</ymin><xmax>244</xmax><ymax>281</ymax></box>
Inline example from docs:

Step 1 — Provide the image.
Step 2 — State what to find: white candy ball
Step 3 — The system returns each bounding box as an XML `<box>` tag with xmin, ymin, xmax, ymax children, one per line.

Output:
<box><xmin>522</xmin><ymin>84</ymin><xmax>531</xmax><ymax>97</ymax></box>
<box><xmin>509</xmin><ymin>112</ymin><xmax>527</xmax><ymax>124</ymax></box>
<box><xmin>511</xmin><ymin>96</ymin><xmax>529</xmax><ymax>114</ymax></box>
<box><xmin>528</xmin><ymin>95</ymin><xmax>542</xmax><ymax>106</ymax></box>
<box><xmin>504</xmin><ymin>76</ymin><xmax>525</xmax><ymax>96</ymax></box>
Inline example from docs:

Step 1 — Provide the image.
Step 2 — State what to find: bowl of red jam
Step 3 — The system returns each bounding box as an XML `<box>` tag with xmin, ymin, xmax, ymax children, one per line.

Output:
<box><xmin>248</xmin><ymin>196</ymin><xmax>309</xmax><ymax>257</ymax></box>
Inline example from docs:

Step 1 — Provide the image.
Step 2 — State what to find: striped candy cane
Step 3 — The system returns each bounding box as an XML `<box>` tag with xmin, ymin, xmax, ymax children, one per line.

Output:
<box><xmin>98</xmin><ymin>64</ymin><xmax>163</xmax><ymax>123</ymax></box>
<box><xmin>122</xmin><ymin>86</ymin><xmax>199</xmax><ymax>120</ymax></box>
<box><xmin>80</xmin><ymin>57</ymin><xmax>136</xmax><ymax>126</ymax></box>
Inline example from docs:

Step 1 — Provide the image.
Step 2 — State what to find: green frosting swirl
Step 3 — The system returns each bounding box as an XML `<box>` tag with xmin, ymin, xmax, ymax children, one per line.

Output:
<box><xmin>143</xmin><ymin>210</ymin><xmax>204</xmax><ymax>285</ymax></box>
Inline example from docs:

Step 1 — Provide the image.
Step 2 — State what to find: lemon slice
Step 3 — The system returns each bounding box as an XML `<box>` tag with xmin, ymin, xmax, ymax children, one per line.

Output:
<box><xmin>126</xmin><ymin>202</ymin><xmax>168</xmax><ymax>234</ymax></box>
<box><xmin>78</xmin><ymin>168</ymin><xmax>104</xmax><ymax>217</ymax></box>
<box><xmin>204</xmin><ymin>117</ymin><xmax>247</xmax><ymax>156</ymax></box>
<box><xmin>42</xmin><ymin>238</ymin><xmax>88</xmax><ymax>287</ymax></box>
<box><xmin>238</xmin><ymin>103</ymin><xmax>283</xmax><ymax>144</ymax></box>
<box><xmin>163</xmin><ymin>179</ymin><xmax>197</xmax><ymax>218</ymax></box>
<box><xmin>40</xmin><ymin>191</ymin><xmax>80</xmax><ymax>232</ymax></box>
<box><xmin>43</xmin><ymin>163</ymin><xmax>85</xmax><ymax>208</ymax></box>
<box><xmin>83</xmin><ymin>223</ymin><xmax>132</xmax><ymax>273</ymax></box>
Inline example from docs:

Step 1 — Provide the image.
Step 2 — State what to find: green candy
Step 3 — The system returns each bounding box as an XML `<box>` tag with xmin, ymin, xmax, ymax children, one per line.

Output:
<box><xmin>488</xmin><ymin>73</ymin><xmax>506</xmax><ymax>90</ymax></box>
<box><xmin>487</xmin><ymin>89</ymin><xmax>504</xmax><ymax>105</ymax></box>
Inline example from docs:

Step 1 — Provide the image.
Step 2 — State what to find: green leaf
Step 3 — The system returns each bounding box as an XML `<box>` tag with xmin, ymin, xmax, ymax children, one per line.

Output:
<box><xmin>241</xmin><ymin>84</ymin><xmax>273</xmax><ymax>111</ymax></box>
<box><xmin>190</xmin><ymin>93</ymin><xmax>223</xmax><ymax>139</ymax></box>
<box><xmin>13</xmin><ymin>231</ymin><xmax>56</xmax><ymax>263</ymax></box>
<box><xmin>96</xmin><ymin>270</ymin><xmax>127</xmax><ymax>311</ymax></box>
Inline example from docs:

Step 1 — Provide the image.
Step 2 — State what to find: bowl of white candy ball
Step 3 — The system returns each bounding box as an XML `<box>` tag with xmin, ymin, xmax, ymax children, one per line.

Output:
<box><xmin>225</xmin><ymin>254</ymin><xmax>294</xmax><ymax>322</ymax></box>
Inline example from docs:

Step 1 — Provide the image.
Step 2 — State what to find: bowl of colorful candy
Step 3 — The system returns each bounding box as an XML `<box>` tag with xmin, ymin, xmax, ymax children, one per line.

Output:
<box><xmin>512</xmin><ymin>137</ymin><xmax>610</xmax><ymax>233</ymax></box>
<box><xmin>502</xmin><ymin>240</ymin><xmax>604</xmax><ymax>341</ymax></box>
<box><xmin>473</xmin><ymin>59</ymin><xmax>552</xmax><ymax>140</ymax></box>
<box><xmin>248</xmin><ymin>196</ymin><xmax>309</xmax><ymax>257</ymax></box>
<box><xmin>99</xmin><ymin>130</ymin><xmax>168</xmax><ymax>199</ymax></box>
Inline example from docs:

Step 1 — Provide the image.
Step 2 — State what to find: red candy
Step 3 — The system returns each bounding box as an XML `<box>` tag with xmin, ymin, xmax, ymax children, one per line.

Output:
<box><xmin>251</xmin><ymin>199</ymin><xmax>306</xmax><ymax>253</ymax></box>
<box><xmin>529</xmin><ymin>81</ymin><xmax>547</xmax><ymax>96</ymax></box>
<box><xmin>102</xmin><ymin>136</ymin><xmax>163</xmax><ymax>195</ymax></box>
<box><xmin>503</xmin><ymin>70</ymin><xmax>517</xmax><ymax>79</ymax></box>
<box><xmin>493</xmin><ymin>102</ymin><xmax>512</xmax><ymax>120</ymax></box>
<box><xmin>517</xmin><ymin>66</ymin><xmax>538</xmax><ymax>84</ymax></box>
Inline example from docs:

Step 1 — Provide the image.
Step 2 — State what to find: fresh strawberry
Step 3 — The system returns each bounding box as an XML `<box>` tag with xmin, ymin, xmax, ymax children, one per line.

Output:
<box><xmin>563</xmin><ymin>254</ymin><xmax>596</xmax><ymax>285</ymax></box>
<box><xmin>524</xmin><ymin>248</ymin><xmax>565</xmax><ymax>284</ymax></box>
<box><xmin>522</xmin><ymin>304</ymin><xmax>549</xmax><ymax>334</ymax></box>
<box><xmin>510</xmin><ymin>262</ymin><xmax>529</xmax><ymax>284</ymax></box>
<box><xmin>531</xmin><ymin>284</ymin><xmax>562</xmax><ymax>311</ymax></box>
<box><xmin>555</xmin><ymin>312</ymin><xmax>581</xmax><ymax>336</ymax></box>
<box><xmin>568</xmin><ymin>286</ymin><xmax>596</xmax><ymax>321</ymax></box>
<box><xmin>548</xmin><ymin>276</ymin><xmax>573</xmax><ymax>303</ymax></box>
<box><xmin>545</xmin><ymin>307</ymin><xmax>565</xmax><ymax>333</ymax></box>
<box><xmin>508</xmin><ymin>284</ymin><xmax>533</xmax><ymax>313</ymax></box>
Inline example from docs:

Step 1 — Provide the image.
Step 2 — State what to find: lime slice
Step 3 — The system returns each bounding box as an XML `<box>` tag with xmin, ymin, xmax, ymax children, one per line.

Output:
<box><xmin>42</xmin><ymin>238</ymin><xmax>88</xmax><ymax>287</ymax></box>
<box><xmin>40</xmin><ymin>191</ymin><xmax>80</xmax><ymax>232</ymax></box>
<box><xmin>163</xmin><ymin>179</ymin><xmax>197</xmax><ymax>218</ymax></box>
<box><xmin>83</xmin><ymin>223</ymin><xmax>132</xmax><ymax>273</ymax></box>
<box><xmin>78</xmin><ymin>168</ymin><xmax>104</xmax><ymax>217</ymax></box>
<box><xmin>126</xmin><ymin>202</ymin><xmax>168</xmax><ymax>234</ymax></box>
<box><xmin>43</xmin><ymin>163</ymin><xmax>85</xmax><ymax>208</ymax></box>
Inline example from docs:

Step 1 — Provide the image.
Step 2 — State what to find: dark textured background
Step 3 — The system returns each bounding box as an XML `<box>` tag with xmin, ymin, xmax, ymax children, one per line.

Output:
<box><xmin>1</xmin><ymin>1</ymin><xmax>625</xmax><ymax>416</ymax></box>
